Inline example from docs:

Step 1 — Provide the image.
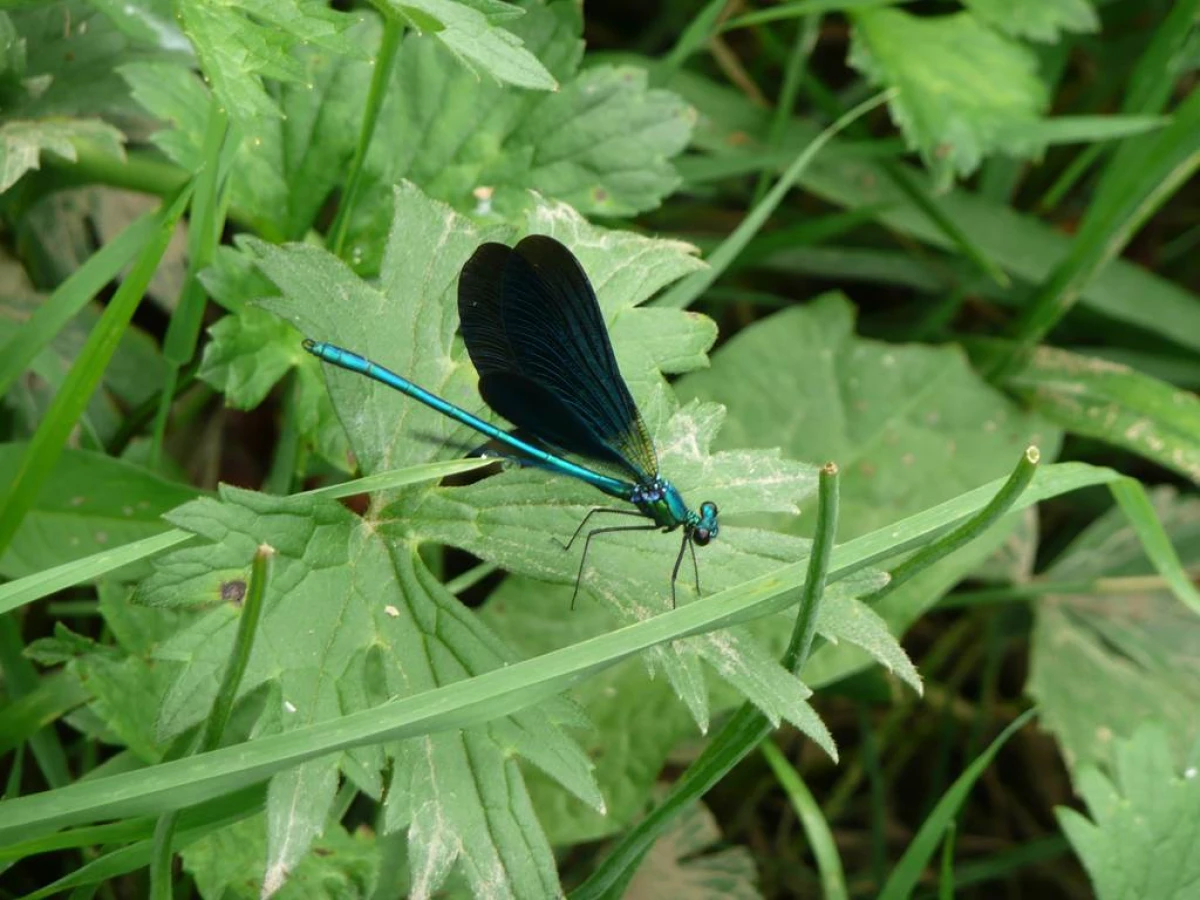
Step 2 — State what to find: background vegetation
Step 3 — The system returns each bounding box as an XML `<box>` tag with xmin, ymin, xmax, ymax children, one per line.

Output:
<box><xmin>0</xmin><ymin>0</ymin><xmax>1197</xmax><ymax>897</ymax></box>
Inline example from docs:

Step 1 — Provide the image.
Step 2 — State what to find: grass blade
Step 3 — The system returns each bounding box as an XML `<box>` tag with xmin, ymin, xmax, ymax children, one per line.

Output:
<box><xmin>878</xmin><ymin>709</ymin><xmax>1037</xmax><ymax>900</ymax></box>
<box><xmin>0</xmin><ymin>184</ymin><xmax>193</xmax><ymax>562</ymax></box>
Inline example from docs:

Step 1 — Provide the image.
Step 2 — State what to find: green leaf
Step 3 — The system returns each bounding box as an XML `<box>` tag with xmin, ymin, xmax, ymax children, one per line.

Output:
<box><xmin>0</xmin><ymin>290</ymin><xmax>167</xmax><ymax>445</ymax></box>
<box><xmin>961</xmin><ymin>0</ymin><xmax>1099</xmax><ymax>43</ymax></box>
<box><xmin>0</xmin><ymin>460</ymin><xmax>1128</xmax><ymax>846</ymax></box>
<box><xmin>6</xmin><ymin>1</ymin><xmax>186</xmax><ymax>120</ymax></box>
<box><xmin>174</xmin><ymin>0</ymin><xmax>363</xmax><ymax>126</ymax></box>
<box><xmin>1005</xmin><ymin>345</ymin><xmax>1200</xmax><ymax>483</ymax></box>
<box><xmin>141</xmin><ymin>485</ymin><xmax>601</xmax><ymax>898</ymax></box>
<box><xmin>1057</xmin><ymin>723</ymin><xmax>1200</xmax><ymax>900</ymax></box>
<box><xmin>625</xmin><ymin>801</ymin><xmax>758</xmax><ymax>899</ymax></box>
<box><xmin>182</xmin><ymin>812</ymin><xmax>378</xmax><ymax>900</ymax></box>
<box><xmin>122</xmin><ymin>38</ymin><xmax>363</xmax><ymax>242</ymax></box>
<box><xmin>349</xmin><ymin>0</ymin><xmax>693</xmax><ymax>267</ymax></box>
<box><xmin>677</xmin><ymin>294</ymin><xmax>1054</xmax><ymax>537</ymax></box>
<box><xmin>380</xmin><ymin>0</ymin><xmax>557</xmax><ymax>90</ymax></box>
<box><xmin>483</xmin><ymin>570</ymin><xmax>892</xmax><ymax>844</ymax></box>
<box><xmin>675</xmin><ymin>294</ymin><xmax>1059</xmax><ymax>684</ymax></box>
<box><xmin>0</xmin><ymin>445</ymin><xmax>199</xmax><ymax>580</ymax></box>
<box><xmin>1028</xmin><ymin>488</ymin><xmax>1200</xmax><ymax>776</ymax></box>
<box><xmin>668</xmin><ymin>67</ymin><xmax>1200</xmax><ymax>356</ymax></box>
<box><xmin>848</xmin><ymin>9</ymin><xmax>1048</xmax><ymax>186</ymax></box>
<box><xmin>195</xmin><ymin>271</ymin><xmax>353</xmax><ymax>472</ymax></box>
<box><xmin>0</xmin><ymin>117</ymin><xmax>125</xmax><ymax>193</ymax></box>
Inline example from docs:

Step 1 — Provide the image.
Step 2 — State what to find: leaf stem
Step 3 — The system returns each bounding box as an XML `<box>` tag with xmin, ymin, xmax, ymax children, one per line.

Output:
<box><xmin>150</xmin><ymin>101</ymin><xmax>231</xmax><ymax>469</ymax></box>
<box><xmin>328</xmin><ymin>17</ymin><xmax>404</xmax><ymax>257</ymax></box>
<box><xmin>868</xmin><ymin>446</ymin><xmax>1041</xmax><ymax>605</ymax></box>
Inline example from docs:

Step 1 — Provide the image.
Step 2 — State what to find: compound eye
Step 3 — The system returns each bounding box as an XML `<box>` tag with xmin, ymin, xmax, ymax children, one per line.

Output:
<box><xmin>700</xmin><ymin>501</ymin><xmax>719</xmax><ymax>519</ymax></box>
<box><xmin>693</xmin><ymin>528</ymin><xmax>711</xmax><ymax>547</ymax></box>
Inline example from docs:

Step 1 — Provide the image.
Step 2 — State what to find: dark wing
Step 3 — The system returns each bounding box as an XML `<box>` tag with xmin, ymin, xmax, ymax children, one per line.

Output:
<box><xmin>457</xmin><ymin>235</ymin><xmax>659</xmax><ymax>481</ymax></box>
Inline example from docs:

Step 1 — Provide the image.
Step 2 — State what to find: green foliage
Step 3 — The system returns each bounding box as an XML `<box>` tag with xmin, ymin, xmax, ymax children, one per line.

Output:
<box><xmin>0</xmin><ymin>118</ymin><xmax>125</xmax><ymax>194</ymax></box>
<box><xmin>0</xmin><ymin>1</ymin><xmax>1196</xmax><ymax>899</ymax></box>
<box><xmin>1057</xmin><ymin>723</ymin><xmax>1200</xmax><ymax>900</ymax></box>
<box><xmin>0</xmin><ymin>445</ymin><xmax>199</xmax><ymax>579</ymax></box>
<box><xmin>1029</xmin><ymin>488</ymin><xmax>1200</xmax><ymax>775</ymax></box>
<box><xmin>849</xmin><ymin>8</ymin><xmax>1048</xmax><ymax>187</ymax></box>
<box><xmin>962</xmin><ymin>0</ymin><xmax>1099</xmax><ymax>43</ymax></box>
<box><xmin>1007</xmin><ymin>345</ymin><xmax>1200</xmax><ymax>483</ymax></box>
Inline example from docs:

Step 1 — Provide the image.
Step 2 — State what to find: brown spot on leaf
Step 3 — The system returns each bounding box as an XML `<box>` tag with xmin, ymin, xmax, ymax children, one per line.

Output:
<box><xmin>221</xmin><ymin>580</ymin><xmax>247</xmax><ymax>605</ymax></box>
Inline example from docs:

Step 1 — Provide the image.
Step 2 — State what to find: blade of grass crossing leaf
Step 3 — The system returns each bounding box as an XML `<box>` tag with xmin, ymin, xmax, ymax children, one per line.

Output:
<box><xmin>783</xmin><ymin>462</ymin><xmax>839</xmax><ymax>670</ymax></box>
<box><xmin>15</xmin><ymin>788</ymin><xmax>265</xmax><ymax>900</ymax></box>
<box><xmin>799</xmin><ymin>67</ymin><xmax>1008</xmax><ymax>289</ymax></box>
<box><xmin>878</xmin><ymin>158</ymin><xmax>1009</xmax><ymax>288</ymax></box>
<box><xmin>328</xmin><ymin>16</ymin><xmax>403</xmax><ymax>256</ymax></box>
<box><xmin>0</xmin><ymin>183</ymin><xmax>193</xmax><ymax>561</ymax></box>
<box><xmin>1109</xmin><ymin>478</ymin><xmax>1200</xmax><ymax>615</ymax></box>
<box><xmin>761</xmin><ymin>740</ymin><xmax>848</xmax><ymax>900</ymax></box>
<box><xmin>151</xmin><ymin>104</ymin><xmax>231</xmax><ymax>467</ymax></box>
<box><xmin>150</xmin><ymin>545</ymin><xmax>273</xmax><ymax>900</ymax></box>
<box><xmin>655</xmin><ymin>89</ymin><xmax>894</xmax><ymax>310</ymax></box>
<box><xmin>872</xmin><ymin>447</ymin><xmax>1040</xmax><ymax>602</ymax></box>
<box><xmin>0</xmin><ymin>212</ymin><xmax>160</xmax><ymax>398</ymax></box>
<box><xmin>0</xmin><ymin>459</ymin><xmax>488</xmax><ymax>617</ymax></box>
<box><xmin>262</xmin><ymin>371</ymin><xmax>302</xmax><ymax>494</ymax></box>
<box><xmin>0</xmin><ymin>462</ymin><xmax>1132</xmax><ymax>839</ymax></box>
<box><xmin>445</xmin><ymin>561</ymin><xmax>499</xmax><ymax>595</ymax></box>
<box><xmin>0</xmin><ymin>530</ymin><xmax>192</xmax><ymax>618</ymax></box>
<box><xmin>878</xmin><ymin>708</ymin><xmax>1037</xmax><ymax>900</ymax></box>
<box><xmin>571</xmin><ymin>464</ymin><xmax>842</xmax><ymax>900</ymax></box>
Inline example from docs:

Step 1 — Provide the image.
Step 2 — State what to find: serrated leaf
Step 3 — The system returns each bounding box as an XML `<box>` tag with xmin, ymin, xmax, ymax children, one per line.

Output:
<box><xmin>42</xmin><ymin>584</ymin><xmax>195</xmax><ymax>762</ymax></box>
<box><xmin>1056</xmin><ymin>723</ymin><xmax>1200</xmax><ymax>900</ymax></box>
<box><xmin>848</xmin><ymin>8</ymin><xmax>1048</xmax><ymax>187</ymax></box>
<box><xmin>175</xmin><ymin>0</ymin><xmax>362</xmax><ymax>125</ymax></box>
<box><xmin>6</xmin><ymin>1</ymin><xmax>187</xmax><ymax>120</ymax></box>
<box><xmin>122</xmin><ymin>35</ymin><xmax>363</xmax><ymax>242</ymax></box>
<box><xmin>1028</xmin><ymin>488</ymin><xmax>1200</xmax><ymax>776</ymax></box>
<box><xmin>961</xmin><ymin>0</ymin><xmax>1099</xmax><ymax>43</ymax></box>
<box><xmin>816</xmin><ymin>591</ymin><xmax>921</xmax><ymax>692</ymax></box>
<box><xmin>381</xmin><ymin>0</ymin><xmax>556</xmax><ymax>90</ymax></box>
<box><xmin>143</xmin><ymin>483</ymin><xmax>602</xmax><ymax>898</ymax></box>
<box><xmin>197</xmin><ymin>287</ymin><xmax>353</xmax><ymax>472</ymax></box>
<box><xmin>349</xmin><ymin>0</ymin><xmax>693</xmax><ymax>267</ymax></box>
<box><xmin>1006</xmin><ymin>345</ymin><xmax>1200</xmax><ymax>484</ymax></box>
<box><xmin>0</xmin><ymin>117</ymin><xmax>125</xmax><ymax>193</ymax></box>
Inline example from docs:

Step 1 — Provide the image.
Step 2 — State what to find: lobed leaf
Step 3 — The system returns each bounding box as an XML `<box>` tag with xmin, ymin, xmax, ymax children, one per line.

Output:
<box><xmin>848</xmin><ymin>9</ymin><xmax>1048</xmax><ymax>187</ymax></box>
<box><xmin>1057</xmin><ymin>723</ymin><xmax>1200</xmax><ymax>900</ymax></box>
